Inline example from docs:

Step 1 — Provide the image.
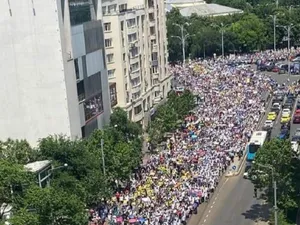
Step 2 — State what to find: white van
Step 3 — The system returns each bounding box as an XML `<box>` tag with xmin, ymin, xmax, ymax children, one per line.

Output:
<box><xmin>291</xmin><ymin>141</ymin><xmax>299</xmax><ymax>154</ymax></box>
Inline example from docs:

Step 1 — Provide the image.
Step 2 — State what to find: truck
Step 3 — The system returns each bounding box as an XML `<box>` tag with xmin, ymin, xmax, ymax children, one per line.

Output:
<box><xmin>246</xmin><ymin>131</ymin><xmax>268</xmax><ymax>161</ymax></box>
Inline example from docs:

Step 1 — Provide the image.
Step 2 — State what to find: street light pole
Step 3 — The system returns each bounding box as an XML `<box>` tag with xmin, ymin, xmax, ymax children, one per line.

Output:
<box><xmin>271</xmin><ymin>15</ymin><xmax>276</xmax><ymax>51</ymax></box>
<box><xmin>277</xmin><ymin>24</ymin><xmax>294</xmax><ymax>77</ymax></box>
<box><xmin>172</xmin><ymin>23</ymin><xmax>191</xmax><ymax>65</ymax></box>
<box><xmin>101</xmin><ymin>138</ymin><xmax>106</xmax><ymax>176</ymax></box>
<box><xmin>254</xmin><ymin>162</ymin><xmax>278</xmax><ymax>225</ymax></box>
<box><xmin>212</xmin><ymin>23</ymin><xmax>227</xmax><ymax>57</ymax></box>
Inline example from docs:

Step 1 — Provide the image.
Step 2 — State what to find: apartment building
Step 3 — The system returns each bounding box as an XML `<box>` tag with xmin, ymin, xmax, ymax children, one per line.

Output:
<box><xmin>101</xmin><ymin>0</ymin><xmax>172</xmax><ymax>126</ymax></box>
<box><xmin>0</xmin><ymin>0</ymin><xmax>110</xmax><ymax>146</ymax></box>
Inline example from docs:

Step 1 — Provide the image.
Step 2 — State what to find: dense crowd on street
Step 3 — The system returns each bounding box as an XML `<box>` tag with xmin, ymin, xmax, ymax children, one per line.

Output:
<box><xmin>88</xmin><ymin>49</ymin><xmax>300</xmax><ymax>225</ymax></box>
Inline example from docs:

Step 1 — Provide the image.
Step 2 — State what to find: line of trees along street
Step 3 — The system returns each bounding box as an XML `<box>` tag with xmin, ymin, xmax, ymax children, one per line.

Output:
<box><xmin>0</xmin><ymin>91</ymin><xmax>196</xmax><ymax>225</ymax></box>
<box><xmin>249</xmin><ymin>139</ymin><xmax>300</xmax><ymax>225</ymax></box>
<box><xmin>0</xmin><ymin>108</ymin><xmax>143</xmax><ymax>225</ymax></box>
<box><xmin>167</xmin><ymin>0</ymin><xmax>300</xmax><ymax>61</ymax></box>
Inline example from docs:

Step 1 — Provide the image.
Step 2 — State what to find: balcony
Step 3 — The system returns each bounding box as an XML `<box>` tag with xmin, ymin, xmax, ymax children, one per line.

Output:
<box><xmin>151</xmin><ymin>44</ymin><xmax>158</xmax><ymax>52</ymax></box>
<box><xmin>150</xmin><ymin>34</ymin><xmax>156</xmax><ymax>40</ymax></box>
<box><xmin>151</xmin><ymin>60</ymin><xmax>158</xmax><ymax>66</ymax></box>
<box><xmin>132</xmin><ymin>83</ymin><xmax>141</xmax><ymax>93</ymax></box>
<box><xmin>129</xmin><ymin>55</ymin><xmax>139</xmax><ymax>64</ymax></box>
<box><xmin>127</xmin><ymin>26</ymin><xmax>137</xmax><ymax>34</ymax></box>
<box><xmin>133</xmin><ymin>110</ymin><xmax>144</xmax><ymax>122</ymax></box>
<box><xmin>152</xmin><ymin>73</ymin><xmax>159</xmax><ymax>79</ymax></box>
<box><xmin>149</xmin><ymin>20</ymin><xmax>155</xmax><ymax>27</ymax></box>
<box><xmin>153</xmin><ymin>84</ymin><xmax>160</xmax><ymax>92</ymax></box>
<box><xmin>109</xmin><ymin>82</ymin><xmax>118</xmax><ymax>107</ymax></box>
<box><xmin>130</xmin><ymin>70</ymin><xmax>140</xmax><ymax>79</ymax></box>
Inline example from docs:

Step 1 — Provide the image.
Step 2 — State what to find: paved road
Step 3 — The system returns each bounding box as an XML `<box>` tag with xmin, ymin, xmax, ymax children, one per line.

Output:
<box><xmin>189</xmin><ymin>73</ymin><xmax>300</xmax><ymax>225</ymax></box>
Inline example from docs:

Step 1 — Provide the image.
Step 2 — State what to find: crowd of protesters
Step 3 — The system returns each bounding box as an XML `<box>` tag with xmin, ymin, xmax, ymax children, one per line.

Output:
<box><xmin>88</xmin><ymin>49</ymin><xmax>300</xmax><ymax>225</ymax></box>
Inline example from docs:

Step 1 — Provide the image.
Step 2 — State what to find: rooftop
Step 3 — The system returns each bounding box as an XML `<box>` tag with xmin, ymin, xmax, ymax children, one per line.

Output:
<box><xmin>24</xmin><ymin>160</ymin><xmax>52</xmax><ymax>173</ymax></box>
<box><xmin>165</xmin><ymin>0</ymin><xmax>243</xmax><ymax>17</ymax></box>
<box><xmin>179</xmin><ymin>3</ymin><xmax>243</xmax><ymax>17</ymax></box>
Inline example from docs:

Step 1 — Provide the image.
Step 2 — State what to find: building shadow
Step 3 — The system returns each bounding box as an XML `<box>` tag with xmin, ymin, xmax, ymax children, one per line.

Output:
<box><xmin>241</xmin><ymin>203</ymin><xmax>270</xmax><ymax>222</ymax></box>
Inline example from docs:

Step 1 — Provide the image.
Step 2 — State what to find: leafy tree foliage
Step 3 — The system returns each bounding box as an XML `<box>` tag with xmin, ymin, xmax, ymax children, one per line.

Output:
<box><xmin>250</xmin><ymin>139</ymin><xmax>300</xmax><ymax>224</ymax></box>
<box><xmin>167</xmin><ymin>1</ymin><xmax>300</xmax><ymax>61</ymax></box>
<box><xmin>148</xmin><ymin>90</ymin><xmax>195</xmax><ymax>144</ymax></box>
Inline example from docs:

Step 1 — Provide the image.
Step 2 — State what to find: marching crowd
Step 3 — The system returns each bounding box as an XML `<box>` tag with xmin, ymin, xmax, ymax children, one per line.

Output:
<box><xmin>88</xmin><ymin>50</ymin><xmax>291</xmax><ymax>225</ymax></box>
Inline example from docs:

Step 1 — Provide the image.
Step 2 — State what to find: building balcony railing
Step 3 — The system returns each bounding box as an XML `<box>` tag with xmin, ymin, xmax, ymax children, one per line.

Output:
<box><xmin>127</xmin><ymin>26</ymin><xmax>137</xmax><ymax>34</ymax></box>
<box><xmin>153</xmin><ymin>84</ymin><xmax>160</xmax><ymax>92</ymax></box>
<box><xmin>150</xmin><ymin>34</ymin><xmax>156</xmax><ymax>40</ymax></box>
<box><xmin>133</xmin><ymin>110</ymin><xmax>144</xmax><ymax>122</ymax></box>
<box><xmin>149</xmin><ymin>20</ymin><xmax>155</xmax><ymax>27</ymax></box>
<box><xmin>151</xmin><ymin>44</ymin><xmax>158</xmax><ymax>52</ymax></box>
<box><xmin>130</xmin><ymin>70</ymin><xmax>140</xmax><ymax>79</ymax></box>
<box><xmin>152</xmin><ymin>73</ymin><xmax>159</xmax><ymax>79</ymax></box>
<box><xmin>151</xmin><ymin>60</ymin><xmax>158</xmax><ymax>66</ymax></box>
<box><xmin>132</xmin><ymin>83</ymin><xmax>141</xmax><ymax>93</ymax></box>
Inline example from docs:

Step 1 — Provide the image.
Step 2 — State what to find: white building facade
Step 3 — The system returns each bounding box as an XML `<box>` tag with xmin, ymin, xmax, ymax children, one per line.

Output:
<box><xmin>0</xmin><ymin>0</ymin><xmax>111</xmax><ymax>146</ymax></box>
<box><xmin>101</xmin><ymin>0</ymin><xmax>172</xmax><ymax>126</ymax></box>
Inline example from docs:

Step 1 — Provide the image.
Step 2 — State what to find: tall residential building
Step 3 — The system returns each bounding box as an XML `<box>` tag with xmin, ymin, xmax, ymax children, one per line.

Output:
<box><xmin>0</xmin><ymin>0</ymin><xmax>111</xmax><ymax>146</ymax></box>
<box><xmin>101</xmin><ymin>0</ymin><xmax>172</xmax><ymax>126</ymax></box>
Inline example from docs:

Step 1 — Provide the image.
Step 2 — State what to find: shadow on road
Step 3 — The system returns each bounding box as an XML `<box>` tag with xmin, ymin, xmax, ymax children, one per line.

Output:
<box><xmin>241</xmin><ymin>203</ymin><xmax>270</xmax><ymax>222</ymax></box>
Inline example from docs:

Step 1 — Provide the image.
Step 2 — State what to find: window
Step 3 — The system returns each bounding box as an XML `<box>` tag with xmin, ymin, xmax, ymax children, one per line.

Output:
<box><xmin>104</xmin><ymin>22</ymin><xmax>111</xmax><ymax>32</ymax></box>
<box><xmin>119</xmin><ymin>4</ymin><xmax>127</xmax><ymax>13</ymax></box>
<box><xmin>155</xmin><ymin>91</ymin><xmax>160</xmax><ymax>97</ymax></box>
<box><xmin>102</xmin><ymin>6</ymin><xmax>106</xmax><ymax>15</ymax></box>
<box><xmin>131</xmin><ymin>47</ymin><xmax>138</xmax><ymax>57</ymax></box>
<box><xmin>123</xmin><ymin>53</ymin><xmax>126</xmax><ymax>61</ymax></box>
<box><xmin>105</xmin><ymin>38</ymin><xmax>112</xmax><ymax>48</ymax></box>
<box><xmin>77</xmin><ymin>80</ymin><xmax>85</xmax><ymax>101</ymax></box>
<box><xmin>69</xmin><ymin>0</ymin><xmax>91</xmax><ymax>26</ymax></box>
<box><xmin>149</xmin><ymin>13</ymin><xmax>154</xmax><ymax>21</ymax></box>
<box><xmin>110</xmin><ymin>83</ymin><xmax>117</xmax><ymax>107</ymax></box>
<box><xmin>150</xmin><ymin>27</ymin><xmax>155</xmax><ymax>35</ymax></box>
<box><xmin>74</xmin><ymin>58</ymin><xmax>80</xmax><ymax>80</ymax></box>
<box><xmin>132</xmin><ymin>91</ymin><xmax>141</xmax><ymax>100</ymax></box>
<box><xmin>134</xmin><ymin>104</ymin><xmax>142</xmax><ymax>115</ymax></box>
<box><xmin>131</xmin><ymin>62</ymin><xmax>139</xmax><ymax>71</ymax></box>
<box><xmin>152</xmin><ymin>66</ymin><xmax>158</xmax><ymax>74</ymax></box>
<box><xmin>131</xmin><ymin>77</ymin><xmax>140</xmax><ymax>86</ymax></box>
<box><xmin>84</xmin><ymin>93</ymin><xmax>104</xmax><ymax>122</ymax></box>
<box><xmin>107</xmin><ymin>53</ymin><xmax>114</xmax><ymax>63</ymax></box>
<box><xmin>121</xmin><ymin>21</ymin><xmax>124</xmax><ymax>31</ymax></box>
<box><xmin>151</xmin><ymin>52</ymin><xmax>158</xmax><ymax>61</ymax></box>
<box><xmin>153</xmin><ymin>78</ymin><xmax>159</xmax><ymax>85</ymax></box>
<box><xmin>108</xmin><ymin>69</ymin><xmax>115</xmax><ymax>78</ymax></box>
<box><xmin>128</xmin><ymin>33</ymin><xmax>137</xmax><ymax>43</ymax></box>
<box><xmin>81</xmin><ymin>126</ymin><xmax>86</xmax><ymax>138</ymax></box>
<box><xmin>124</xmin><ymin>68</ymin><xmax>127</xmax><ymax>76</ymax></box>
<box><xmin>127</xmin><ymin>18</ymin><xmax>136</xmax><ymax>28</ymax></box>
<box><xmin>108</xmin><ymin>4</ymin><xmax>117</xmax><ymax>13</ymax></box>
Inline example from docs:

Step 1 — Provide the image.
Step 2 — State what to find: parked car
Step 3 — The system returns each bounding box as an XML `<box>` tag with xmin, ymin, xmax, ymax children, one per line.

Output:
<box><xmin>278</xmin><ymin>128</ymin><xmax>290</xmax><ymax>140</ymax></box>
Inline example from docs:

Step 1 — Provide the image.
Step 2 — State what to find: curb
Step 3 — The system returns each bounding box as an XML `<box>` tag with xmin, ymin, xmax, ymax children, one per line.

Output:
<box><xmin>227</xmin><ymin>96</ymin><xmax>274</xmax><ymax>177</ymax></box>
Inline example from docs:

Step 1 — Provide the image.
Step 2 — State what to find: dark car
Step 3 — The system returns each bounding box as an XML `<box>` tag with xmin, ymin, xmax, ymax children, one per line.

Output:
<box><xmin>279</xmin><ymin>64</ymin><xmax>289</xmax><ymax>74</ymax></box>
<box><xmin>273</xmin><ymin>94</ymin><xmax>284</xmax><ymax>103</ymax></box>
<box><xmin>284</xmin><ymin>102</ymin><xmax>293</xmax><ymax>110</ymax></box>
<box><xmin>292</xmin><ymin>128</ymin><xmax>300</xmax><ymax>142</ymax></box>
<box><xmin>278</xmin><ymin>128</ymin><xmax>290</xmax><ymax>139</ymax></box>
<box><xmin>266</xmin><ymin>63</ymin><xmax>275</xmax><ymax>71</ymax></box>
<box><xmin>293</xmin><ymin>115</ymin><xmax>300</xmax><ymax>123</ymax></box>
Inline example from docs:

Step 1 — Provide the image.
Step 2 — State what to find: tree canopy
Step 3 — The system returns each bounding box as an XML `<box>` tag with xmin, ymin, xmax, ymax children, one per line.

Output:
<box><xmin>167</xmin><ymin>1</ymin><xmax>300</xmax><ymax>61</ymax></box>
<box><xmin>250</xmin><ymin>138</ymin><xmax>300</xmax><ymax>224</ymax></box>
<box><xmin>0</xmin><ymin>108</ymin><xmax>143</xmax><ymax>225</ymax></box>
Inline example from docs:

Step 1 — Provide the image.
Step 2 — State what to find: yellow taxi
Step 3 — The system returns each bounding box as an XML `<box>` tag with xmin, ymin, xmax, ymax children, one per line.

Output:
<box><xmin>281</xmin><ymin>115</ymin><xmax>291</xmax><ymax>123</ymax></box>
<box><xmin>267</xmin><ymin>112</ymin><xmax>276</xmax><ymax>121</ymax></box>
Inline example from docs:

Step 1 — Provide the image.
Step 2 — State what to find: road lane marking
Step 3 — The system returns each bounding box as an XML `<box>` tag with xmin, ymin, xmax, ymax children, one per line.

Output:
<box><xmin>212</xmin><ymin>201</ymin><xmax>215</xmax><ymax>204</ymax></box>
<box><xmin>206</xmin><ymin>215</ymin><xmax>208</xmax><ymax>217</ymax></box>
<box><xmin>204</xmin><ymin>219</ymin><xmax>206</xmax><ymax>223</ymax></box>
<box><xmin>208</xmin><ymin>210</ymin><xmax>211</xmax><ymax>213</ymax></box>
<box><xmin>210</xmin><ymin>205</ymin><xmax>213</xmax><ymax>208</ymax></box>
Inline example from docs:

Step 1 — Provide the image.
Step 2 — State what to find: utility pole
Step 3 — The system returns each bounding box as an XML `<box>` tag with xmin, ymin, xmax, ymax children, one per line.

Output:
<box><xmin>277</xmin><ymin>24</ymin><xmax>294</xmax><ymax>76</ymax></box>
<box><xmin>253</xmin><ymin>162</ymin><xmax>277</xmax><ymax>225</ymax></box>
<box><xmin>212</xmin><ymin>23</ymin><xmax>228</xmax><ymax>57</ymax></box>
<box><xmin>276</xmin><ymin>0</ymin><xmax>278</xmax><ymax>8</ymax></box>
<box><xmin>171</xmin><ymin>23</ymin><xmax>191</xmax><ymax>65</ymax></box>
<box><xmin>101</xmin><ymin>138</ymin><xmax>106</xmax><ymax>176</ymax></box>
<box><xmin>271</xmin><ymin>15</ymin><xmax>276</xmax><ymax>51</ymax></box>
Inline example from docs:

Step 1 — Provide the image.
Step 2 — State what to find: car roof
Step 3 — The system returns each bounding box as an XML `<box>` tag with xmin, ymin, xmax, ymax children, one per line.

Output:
<box><xmin>268</xmin><ymin>112</ymin><xmax>276</xmax><ymax>114</ymax></box>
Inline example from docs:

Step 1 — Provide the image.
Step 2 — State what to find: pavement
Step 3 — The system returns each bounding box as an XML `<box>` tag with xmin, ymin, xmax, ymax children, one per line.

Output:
<box><xmin>188</xmin><ymin>72</ymin><xmax>300</xmax><ymax>225</ymax></box>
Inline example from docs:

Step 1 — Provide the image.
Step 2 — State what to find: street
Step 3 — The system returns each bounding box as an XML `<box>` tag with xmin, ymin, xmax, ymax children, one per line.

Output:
<box><xmin>190</xmin><ymin>73</ymin><xmax>300</xmax><ymax>225</ymax></box>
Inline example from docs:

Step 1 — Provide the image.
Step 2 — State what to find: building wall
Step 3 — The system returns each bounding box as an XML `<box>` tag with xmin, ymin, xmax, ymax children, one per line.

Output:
<box><xmin>0</xmin><ymin>0</ymin><xmax>82</xmax><ymax>146</ymax></box>
<box><xmin>71</xmin><ymin>21</ymin><xmax>111</xmax><ymax>138</ymax></box>
<box><xmin>101</xmin><ymin>0</ymin><xmax>173</xmax><ymax>126</ymax></box>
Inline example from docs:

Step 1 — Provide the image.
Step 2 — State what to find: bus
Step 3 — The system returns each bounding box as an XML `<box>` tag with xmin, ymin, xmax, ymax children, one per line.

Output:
<box><xmin>246</xmin><ymin>131</ymin><xmax>268</xmax><ymax>161</ymax></box>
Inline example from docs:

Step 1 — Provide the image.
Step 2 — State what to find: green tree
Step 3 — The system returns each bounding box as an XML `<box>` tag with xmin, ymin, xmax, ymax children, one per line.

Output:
<box><xmin>0</xmin><ymin>139</ymin><xmax>37</xmax><ymax>164</ymax></box>
<box><xmin>16</xmin><ymin>186</ymin><xmax>86</xmax><ymax>225</ymax></box>
<box><xmin>0</xmin><ymin>160</ymin><xmax>33</xmax><ymax>222</ymax></box>
<box><xmin>230</xmin><ymin>13</ymin><xmax>267</xmax><ymax>51</ymax></box>
<box><xmin>250</xmin><ymin>139</ymin><xmax>300</xmax><ymax>223</ymax></box>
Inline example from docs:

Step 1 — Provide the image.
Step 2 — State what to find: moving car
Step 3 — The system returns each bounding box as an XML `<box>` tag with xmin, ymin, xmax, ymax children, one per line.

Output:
<box><xmin>271</xmin><ymin>102</ymin><xmax>281</xmax><ymax>113</ymax></box>
<box><xmin>291</xmin><ymin>141</ymin><xmax>299</xmax><ymax>154</ymax></box>
<box><xmin>281</xmin><ymin>115</ymin><xmax>291</xmax><ymax>123</ymax></box>
<box><xmin>278</xmin><ymin>128</ymin><xmax>290</xmax><ymax>139</ymax></box>
<box><xmin>272</xmin><ymin>94</ymin><xmax>284</xmax><ymax>103</ymax></box>
<box><xmin>263</xmin><ymin>120</ymin><xmax>274</xmax><ymax>130</ymax></box>
<box><xmin>267</xmin><ymin>112</ymin><xmax>277</xmax><ymax>121</ymax></box>
<box><xmin>282</xmin><ymin>108</ymin><xmax>291</xmax><ymax>117</ymax></box>
<box><xmin>292</xmin><ymin>128</ymin><xmax>300</xmax><ymax>142</ymax></box>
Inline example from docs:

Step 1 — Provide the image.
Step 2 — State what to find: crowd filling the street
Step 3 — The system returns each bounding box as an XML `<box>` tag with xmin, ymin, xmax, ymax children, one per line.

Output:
<box><xmin>88</xmin><ymin>48</ymin><xmax>300</xmax><ymax>225</ymax></box>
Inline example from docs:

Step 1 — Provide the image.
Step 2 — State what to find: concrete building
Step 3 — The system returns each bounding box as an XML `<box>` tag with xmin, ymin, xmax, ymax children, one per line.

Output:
<box><xmin>101</xmin><ymin>0</ymin><xmax>172</xmax><ymax>126</ymax></box>
<box><xmin>165</xmin><ymin>0</ymin><xmax>243</xmax><ymax>17</ymax></box>
<box><xmin>0</xmin><ymin>0</ymin><xmax>111</xmax><ymax>146</ymax></box>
